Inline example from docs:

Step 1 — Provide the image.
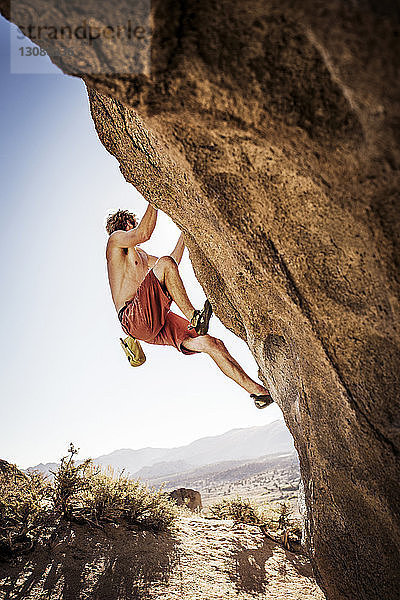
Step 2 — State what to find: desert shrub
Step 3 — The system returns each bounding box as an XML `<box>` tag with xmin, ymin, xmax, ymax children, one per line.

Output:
<box><xmin>210</xmin><ymin>496</ymin><xmax>286</xmax><ymax>531</ymax></box>
<box><xmin>115</xmin><ymin>477</ymin><xmax>178</xmax><ymax>532</ymax></box>
<box><xmin>173</xmin><ymin>503</ymin><xmax>196</xmax><ymax>517</ymax></box>
<box><xmin>0</xmin><ymin>466</ymin><xmax>52</xmax><ymax>559</ymax></box>
<box><xmin>211</xmin><ymin>496</ymin><xmax>303</xmax><ymax>552</ymax></box>
<box><xmin>210</xmin><ymin>496</ymin><xmax>261</xmax><ymax>525</ymax></box>
<box><xmin>271</xmin><ymin>501</ymin><xmax>303</xmax><ymax>549</ymax></box>
<box><xmin>273</xmin><ymin>502</ymin><xmax>302</xmax><ymax>541</ymax></box>
<box><xmin>79</xmin><ymin>464</ymin><xmax>122</xmax><ymax>524</ymax></box>
<box><xmin>275</xmin><ymin>501</ymin><xmax>293</xmax><ymax>530</ymax></box>
<box><xmin>51</xmin><ymin>443</ymin><xmax>92</xmax><ymax>518</ymax></box>
<box><xmin>1</xmin><ymin>445</ymin><xmax>178</xmax><ymax>560</ymax></box>
<box><xmin>140</xmin><ymin>487</ymin><xmax>179</xmax><ymax>531</ymax></box>
<box><xmin>50</xmin><ymin>446</ymin><xmax>177</xmax><ymax>531</ymax></box>
<box><xmin>69</xmin><ymin>464</ymin><xmax>178</xmax><ymax>532</ymax></box>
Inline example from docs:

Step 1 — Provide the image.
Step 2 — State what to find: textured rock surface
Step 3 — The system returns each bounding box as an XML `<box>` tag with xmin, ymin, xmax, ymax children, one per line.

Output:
<box><xmin>1</xmin><ymin>1</ymin><xmax>399</xmax><ymax>598</ymax></box>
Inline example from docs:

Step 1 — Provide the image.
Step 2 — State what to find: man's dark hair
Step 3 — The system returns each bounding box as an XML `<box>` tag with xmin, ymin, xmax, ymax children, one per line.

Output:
<box><xmin>106</xmin><ymin>209</ymin><xmax>138</xmax><ymax>236</ymax></box>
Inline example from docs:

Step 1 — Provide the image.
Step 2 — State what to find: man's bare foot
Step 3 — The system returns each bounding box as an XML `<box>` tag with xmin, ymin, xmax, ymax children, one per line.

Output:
<box><xmin>252</xmin><ymin>384</ymin><xmax>269</xmax><ymax>395</ymax></box>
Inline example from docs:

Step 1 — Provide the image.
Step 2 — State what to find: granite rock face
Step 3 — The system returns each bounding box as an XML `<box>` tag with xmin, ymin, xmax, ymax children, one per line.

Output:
<box><xmin>1</xmin><ymin>1</ymin><xmax>399</xmax><ymax>598</ymax></box>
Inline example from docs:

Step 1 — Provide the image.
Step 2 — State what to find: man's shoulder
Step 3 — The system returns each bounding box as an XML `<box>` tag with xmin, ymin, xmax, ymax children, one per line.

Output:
<box><xmin>106</xmin><ymin>237</ymin><xmax>141</xmax><ymax>259</ymax></box>
<box><xmin>106</xmin><ymin>235</ymin><xmax>126</xmax><ymax>260</ymax></box>
<box><xmin>107</xmin><ymin>230</ymin><xmax>125</xmax><ymax>247</ymax></box>
<box><xmin>106</xmin><ymin>235</ymin><xmax>117</xmax><ymax>257</ymax></box>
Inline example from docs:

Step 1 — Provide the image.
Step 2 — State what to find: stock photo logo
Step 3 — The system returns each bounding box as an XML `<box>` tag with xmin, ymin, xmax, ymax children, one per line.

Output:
<box><xmin>9</xmin><ymin>0</ymin><xmax>152</xmax><ymax>75</ymax></box>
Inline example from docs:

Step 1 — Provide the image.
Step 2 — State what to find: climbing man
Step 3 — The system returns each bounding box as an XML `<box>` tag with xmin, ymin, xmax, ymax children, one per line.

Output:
<box><xmin>105</xmin><ymin>202</ymin><xmax>273</xmax><ymax>409</ymax></box>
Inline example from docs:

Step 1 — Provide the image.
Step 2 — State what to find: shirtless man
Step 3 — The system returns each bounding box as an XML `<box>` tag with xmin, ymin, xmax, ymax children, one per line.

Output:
<box><xmin>106</xmin><ymin>203</ymin><xmax>273</xmax><ymax>409</ymax></box>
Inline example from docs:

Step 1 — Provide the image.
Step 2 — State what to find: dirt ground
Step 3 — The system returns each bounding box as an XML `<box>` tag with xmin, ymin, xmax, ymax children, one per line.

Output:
<box><xmin>0</xmin><ymin>515</ymin><xmax>325</xmax><ymax>600</ymax></box>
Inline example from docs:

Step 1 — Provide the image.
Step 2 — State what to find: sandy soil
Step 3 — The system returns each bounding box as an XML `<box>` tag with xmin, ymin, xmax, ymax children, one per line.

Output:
<box><xmin>0</xmin><ymin>515</ymin><xmax>325</xmax><ymax>600</ymax></box>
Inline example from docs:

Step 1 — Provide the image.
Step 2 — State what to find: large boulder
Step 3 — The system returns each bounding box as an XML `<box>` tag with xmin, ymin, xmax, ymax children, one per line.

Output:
<box><xmin>1</xmin><ymin>1</ymin><xmax>399</xmax><ymax>598</ymax></box>
<box><xmin>168</xmin><ymin>488</ymin><xmax>202</xmax><ymax>512</ymax></box>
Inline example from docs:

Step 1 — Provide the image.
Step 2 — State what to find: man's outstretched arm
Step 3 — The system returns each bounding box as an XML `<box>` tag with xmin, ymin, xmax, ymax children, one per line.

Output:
<box><xmin>170</xmin><ymin>232</ymin><xmax>185</xmax><ymax>265</ymax></box>
<box><xmin>138</xmin><ymin>202</ymin><xmax>158</xmax><ymax>240</ymax></box>
<box><xmin>109</xmin><ymin>203</ymin><xmax>157</xmax><ymax>248</ymax></box>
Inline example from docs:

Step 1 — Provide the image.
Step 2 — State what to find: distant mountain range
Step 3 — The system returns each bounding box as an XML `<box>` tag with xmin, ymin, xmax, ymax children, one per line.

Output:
<box><xmin>155</xmin><ymin>452</ymin><xmax>300</xmax><ymax>506</ymax></box>
<box><xmin>29</xmin><ymin>419</ymin><xmax>295</xmax><ymax>480</ymax></box>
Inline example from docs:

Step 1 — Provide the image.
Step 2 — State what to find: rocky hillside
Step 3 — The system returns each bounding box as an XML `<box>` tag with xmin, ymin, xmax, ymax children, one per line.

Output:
<box><xmin>1</xmin><ymin>1</ymin><xmax>399</xmax><ymax>598</ymax></box>
<box><xmin>140</xmin><ymin>452</ymin><xmax>300</xmax><ymax>509</ymax></box>
<box><xmin>29</xmin><ymin>420</ymin><xmax>294</xmax><ymax>478</ymax></box>
<box><xmin>0</xmin><ymin>515</ymin><xmax>325</xmax><ymax>600</ymax></box>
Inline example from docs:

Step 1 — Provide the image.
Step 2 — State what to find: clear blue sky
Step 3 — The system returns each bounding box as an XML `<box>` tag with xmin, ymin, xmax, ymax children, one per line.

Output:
<box><xmin>0</xmin><ymin>16</ymin><xmax>283</xmax><ymax>469</ymax></box>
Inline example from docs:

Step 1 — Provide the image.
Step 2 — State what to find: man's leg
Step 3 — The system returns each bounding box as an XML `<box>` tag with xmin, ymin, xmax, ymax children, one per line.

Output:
<box><xmin>182</xmin><ymin>334</ymin><xmax>270</xmax><ymax>396</ymax></box>
<box><xmin>152</xmin><ymin>256</ymin><xmax>196</xmax><ymax>321</ymax></box>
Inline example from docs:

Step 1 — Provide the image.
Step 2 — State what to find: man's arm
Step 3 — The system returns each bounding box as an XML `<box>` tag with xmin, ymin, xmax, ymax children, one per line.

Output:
<box><xmin>109</xmin><ymin>203</ymin><xmax>157</xmax><ymax>248</ymax></box>
<box><xmin>170</xmin><ymin>232</ymin><xmax>185</xmax><ymax>265</ymax></box>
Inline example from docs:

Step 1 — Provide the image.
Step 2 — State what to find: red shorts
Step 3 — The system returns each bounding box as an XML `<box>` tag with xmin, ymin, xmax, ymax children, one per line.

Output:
<box><xmin>118</xmin><ymin>269</ymin><xmax>200</xmax><ymax>355</ymax></box>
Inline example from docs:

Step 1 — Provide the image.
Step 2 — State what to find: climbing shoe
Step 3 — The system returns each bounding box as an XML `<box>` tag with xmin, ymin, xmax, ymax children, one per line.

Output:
<box><xmin>188</xmin><ymin>299</ymin><xmax>213</xmax><ymax>335</ymax></box>
<box><xmin>251</xmin><ymin>393</ymin><xmax>274</xmax><ymax>409</ymax></box>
